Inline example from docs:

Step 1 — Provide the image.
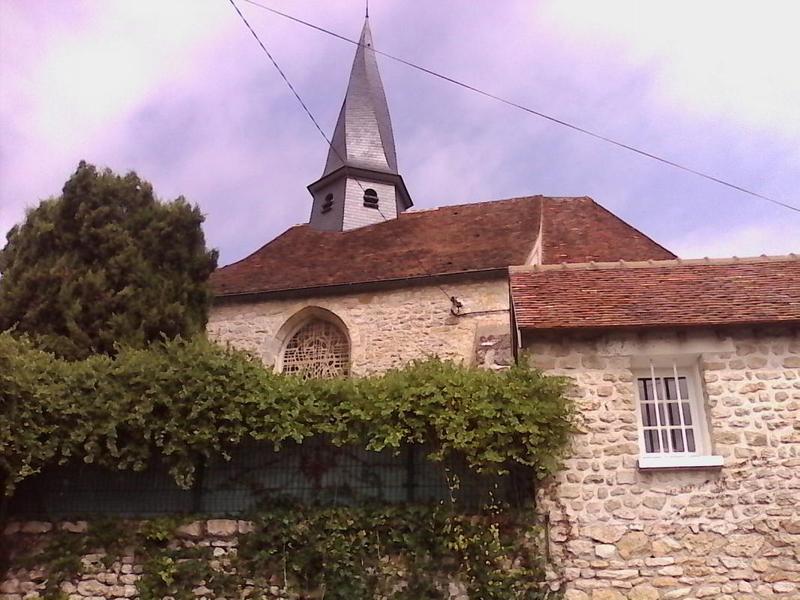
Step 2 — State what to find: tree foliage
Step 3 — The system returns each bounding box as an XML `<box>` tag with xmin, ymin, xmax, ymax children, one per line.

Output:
<box><xmin>0</xmin><ymin>161</ymin><xmax>218</xmax><ymax>359</ymax></box>
<box><xmin>0</xmin><ymin>333</ymin><xmax>575</xmax><ymax>496</ymax></box>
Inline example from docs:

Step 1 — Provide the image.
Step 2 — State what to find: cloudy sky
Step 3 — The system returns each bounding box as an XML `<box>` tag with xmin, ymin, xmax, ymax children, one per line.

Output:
<box><xmin>1</xmin><ymin>0</ymin><xmax>798</xmax><ymax>266</ymax></box>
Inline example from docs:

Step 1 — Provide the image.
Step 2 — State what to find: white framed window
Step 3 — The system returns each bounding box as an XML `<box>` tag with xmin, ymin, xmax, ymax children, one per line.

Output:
<box><xmin>634</xmin><ymin>361</ymin><xmax>723</xmax><ymax>470</ymax></box>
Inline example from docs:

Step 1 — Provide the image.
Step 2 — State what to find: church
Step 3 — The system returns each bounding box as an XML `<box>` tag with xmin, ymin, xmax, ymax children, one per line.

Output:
<box><xmin>207</xmin><ymin>16</ymin><xmax>676</xmax><ymax>376</ymax></box>
<box><xmin>207</xmin><ymin>15</ymin><xmax>800</xmax><ymax>598</ymax></box>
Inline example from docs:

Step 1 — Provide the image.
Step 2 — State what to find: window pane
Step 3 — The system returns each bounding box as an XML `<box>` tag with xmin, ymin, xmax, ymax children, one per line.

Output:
<box><xmin>679</xmin><ymin>377</ymin><xmax>689</xmax><ymax>399</ymax></box>
<box><xmin>670</xmin><ymin>429</ymin><xmax>685</xmax><ymax>453</ymax></box>
<box><xmin>664</xmin><ymin>377</ymin><xmax>677</xmax><ymax>400</ymax></box>
<box><xmin>667</xmin><ymin>402</ymin><xmax>682</xmax><ymax>426</ymax></box>
<box><xmin>664</xmin><ymin>376</ymin><xmax>690</xmax><ymax>400</ymax></box>
<box><xmin>655</xmin><ymin>378</ymin><xmax>666</xmax><ymax>401</ymax></box>
<box><xmin>642</xmin><ymin>403</ymin><xmax>657</xmax><ymax>426</ymax></box>
<box><xmin>638</xmin><ymin>378</ymin><xmax>652</xmax><ymax>401</ymax></box>
<box><xmin>686</xmin><ymin>429</ymin><xmax>696</xmax><ymax>452</ymax></box>
<box><xmin>682</xmin><ymin>403</ymin><xmax>693</xmax><ymax>426</ymax></box>
<box><xmin>644</xmin><ymin>429</ymin><xmax>660</xmax><ymax>453</ymax></box>
<box><xmin>661</xmin><ymin>430</ymin><xmax>670</xmax><ymax>453</ymax></box>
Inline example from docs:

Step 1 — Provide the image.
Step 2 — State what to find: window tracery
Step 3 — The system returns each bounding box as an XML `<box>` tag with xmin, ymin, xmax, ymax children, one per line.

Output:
<box><xmin>281</xmin><ymin>318</ymin><xmax>350</xmax><ymax>378</ymax></box>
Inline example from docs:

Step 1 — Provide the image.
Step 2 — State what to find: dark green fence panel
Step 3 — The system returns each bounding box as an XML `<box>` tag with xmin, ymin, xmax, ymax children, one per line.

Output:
<box><xmin>7</xmin><ymin>440</ymin><xmax>534</xmax><ymax>518</ymax></box>
<box><xmin>7</xmin><ymin>462</ymin><xmax>193</xmax><ymax>518</ymax></box>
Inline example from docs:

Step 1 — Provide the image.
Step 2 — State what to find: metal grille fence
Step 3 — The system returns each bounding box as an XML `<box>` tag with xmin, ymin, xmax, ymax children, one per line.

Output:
<box><xmin>7</xmin><ymin>439</ymin><xmax>534</xmax><ymax>519</ymax></box>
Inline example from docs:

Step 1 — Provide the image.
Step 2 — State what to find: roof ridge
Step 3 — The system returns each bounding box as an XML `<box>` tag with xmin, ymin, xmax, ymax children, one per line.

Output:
<box><xmin>401</xmin><ymin>195</ymin><xmax>542</xmax><ymax>215</ymax></box>
<box><xmin>399</xmin><ymin>194</ymin><xmax>598</xmax><ymax>217</ymax></box>
<box><xmin>510</xmin><ymin>253</ymin><xmax>800</xmax><ymax>274</ymax></box>
<box><xmin>583</xmin><ymin>196</ymin><xmax>677</xmax><ymax>260</ymax></box>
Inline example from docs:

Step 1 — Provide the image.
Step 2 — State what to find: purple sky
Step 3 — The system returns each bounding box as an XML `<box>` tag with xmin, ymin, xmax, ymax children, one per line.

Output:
<box><xmin>1</xmin><ymin>1</ymin><xmax>798</xmax><ymax>266</ymax></box>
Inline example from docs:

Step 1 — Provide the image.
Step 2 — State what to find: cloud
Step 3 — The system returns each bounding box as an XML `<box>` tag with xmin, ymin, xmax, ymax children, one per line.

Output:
<box><xmin>1</xmin><ymin>0</ymin><xmax>798</xmax><ymax>266</ymax></box>
<box><xmin>536</xmin><ymin>0</ymin><xmax>800</xmax><ymax>138</ymax></box>
<box><xmin>671</xmin><ymin>220</ymin><xmax>800</xmax><ymax>259</ymax></box>
<box><xmin>0</xmin><ymin>0</ymin><xmax>232</xmax><ymax>238</ymax></box>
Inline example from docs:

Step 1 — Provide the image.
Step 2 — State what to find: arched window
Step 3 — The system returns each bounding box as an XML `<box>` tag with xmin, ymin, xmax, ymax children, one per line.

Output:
<box><xmin>281</xmin><ymin>318</ymin><xmax>350</xmax><ymax>378</ymax></box>
<box><xmin>363</xmin><ymin>188</ymin><xmax>379</xmax><ymax>208</ymax></box>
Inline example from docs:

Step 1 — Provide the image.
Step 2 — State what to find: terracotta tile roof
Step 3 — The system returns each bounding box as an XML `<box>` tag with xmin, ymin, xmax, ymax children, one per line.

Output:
<box><xmin>510</xmin><ymin>256</ymin><xmax>800</xmax><ymax>331</ymax></box>
<box><xmin>541</xmin><ymin>198</ymin><xmax>674</xmax><ymax>264</ymax></box>
<box><xmin>211</xmin><ymin>196</ymin><xmax>675</xmax><ymax>297</ymax></box>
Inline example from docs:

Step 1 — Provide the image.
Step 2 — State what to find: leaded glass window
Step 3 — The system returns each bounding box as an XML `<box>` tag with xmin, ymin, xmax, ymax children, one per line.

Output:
<box><xmin>281</xmin><ymin>319</ymin><xmax>350</xmax><ymax>378</ymax></box>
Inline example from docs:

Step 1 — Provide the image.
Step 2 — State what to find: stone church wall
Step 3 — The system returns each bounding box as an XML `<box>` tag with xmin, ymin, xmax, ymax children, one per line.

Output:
<box><xmin>207</xmin><ymin>276</ymin><xmax>512</xmax><ymax>375</ymax></box>
<box><xmin>525</xmin><ymin>328</ymin><xmax>800</xmax><ymax>599</ymax></box>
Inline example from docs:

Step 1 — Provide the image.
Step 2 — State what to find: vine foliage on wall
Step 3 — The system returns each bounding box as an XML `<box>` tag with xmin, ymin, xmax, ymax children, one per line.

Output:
<box><xmin>0</xmin><ymin>332</ymin><xmax>575</xmax><ymax>497</ymax></box>
<box><xmin>1</xmin><ymin>332</ymin><xmax>572</xmax><ymax>598</ymax></box>
<box><xmin>6</xmin><ymin>508</ymin><xmax>555</xmax><ymax>600</ymax></box>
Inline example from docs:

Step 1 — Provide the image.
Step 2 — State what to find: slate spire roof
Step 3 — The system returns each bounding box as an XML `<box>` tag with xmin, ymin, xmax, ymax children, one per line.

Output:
<box><xmin>322</xmin><ymin>17</ymin><xmax>398</xmax><ymax>176</ymax></box>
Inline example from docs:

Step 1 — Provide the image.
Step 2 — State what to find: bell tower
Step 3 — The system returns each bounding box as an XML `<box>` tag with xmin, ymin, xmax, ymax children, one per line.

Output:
<box><xmin>307</xmin><ymin>16</ymin><xmax>412</xmax><ymax>231</ymax></box>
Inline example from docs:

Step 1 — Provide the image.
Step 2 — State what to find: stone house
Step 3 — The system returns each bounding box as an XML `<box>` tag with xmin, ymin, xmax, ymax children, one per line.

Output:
<box><xmin>510</xmin><ymin>257</ymin><xmax>800</xmax><ymax>599</ymax></box>
<box><xmin>206</xmin><ymin>15</ymin><xmax>800</xmax><ymax>600</ymax></box>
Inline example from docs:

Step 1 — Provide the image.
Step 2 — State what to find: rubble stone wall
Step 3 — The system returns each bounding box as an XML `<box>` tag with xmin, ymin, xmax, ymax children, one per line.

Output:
<box><xmin>2</xmin><ymin>519</ymin><xmax>296</xmax><ymax>599</ymax></box>
<box><xmin>0</xmin><ymin>519</ymin><xmax>473</xmax><ymax>600</ymax></box>
<box><xmin>525</xmin><ymin>327</ymin><xmax>800</xmax><ymax>600</ymax></box>
<box><xmin>208</xmin><ymin>277</ymin><xmax>513</xmax><ymax>375</ymax></box>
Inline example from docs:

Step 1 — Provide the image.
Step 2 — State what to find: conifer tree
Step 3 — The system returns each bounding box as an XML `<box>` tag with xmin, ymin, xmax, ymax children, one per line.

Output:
<box><xmin>0</xmin><ymin>161</ymin><xmax>219</xmax><ymax>359</ymax></box>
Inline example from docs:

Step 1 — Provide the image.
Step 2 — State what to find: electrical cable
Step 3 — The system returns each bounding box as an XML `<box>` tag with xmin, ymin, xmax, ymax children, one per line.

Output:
<box><xmin>240</xmin><ymin>0</ymin><xmax>800</xmax><ymax>214</ymax></box>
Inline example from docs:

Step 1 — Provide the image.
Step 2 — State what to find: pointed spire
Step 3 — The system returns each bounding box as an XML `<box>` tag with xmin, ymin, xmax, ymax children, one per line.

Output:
<box><xmin>322</xmin><ymin>18</ymin><xmax>398</xmax><ymax>176</ymax></box>
<box><xmin>308</xmin><ymin>16</ymin><xmax>411</xmax><ymax>231</ymax></box>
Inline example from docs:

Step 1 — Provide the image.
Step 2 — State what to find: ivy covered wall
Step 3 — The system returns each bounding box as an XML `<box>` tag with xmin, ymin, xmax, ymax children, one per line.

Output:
<box><xmin>2</xmin><ymin>509</ymin><xmax>555</xmax><ymax>600</ymax></box>
<box><xmin>0</xmin><ymin>332</ymin><xmax>574</xmax><ymax>598</ymax></box>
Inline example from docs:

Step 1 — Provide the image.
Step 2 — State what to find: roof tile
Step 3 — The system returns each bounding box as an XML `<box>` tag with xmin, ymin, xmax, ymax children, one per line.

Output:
<box><xmin>211</xmin><ymin>196</ymin><xmax>674</xmax><ymax>297</ymax></box>
<box><xmin>510</xmin><ymin>257</ymin><xmax>800</xmax><ymax>331</ymax></box>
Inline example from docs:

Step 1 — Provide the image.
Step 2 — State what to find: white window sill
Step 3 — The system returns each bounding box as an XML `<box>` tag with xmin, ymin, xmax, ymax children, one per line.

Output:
<box><xmin>638</xmin><ymin>455</ymin><xmax>724</xmax><ymax>471</ymax></box>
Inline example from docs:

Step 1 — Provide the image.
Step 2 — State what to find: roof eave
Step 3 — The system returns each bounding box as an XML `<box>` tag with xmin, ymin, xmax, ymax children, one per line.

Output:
<box><xmin>509</xmin><ymin>253</ymin><xmax>800</xmax><ymax>275</ymax></box>
<box><xmin>516</xmin><ymin>319</ymin><xmax>800</xmax><ymax>335</ymax></box>
<box><xmin>212</xmin><ymin>267</ymin><xmax>508</xmax><ymax>304</ymax></box>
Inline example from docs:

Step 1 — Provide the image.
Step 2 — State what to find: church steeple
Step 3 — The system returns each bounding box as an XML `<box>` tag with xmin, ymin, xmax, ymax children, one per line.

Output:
<box><xmin>323</xmin><ymin>18</ymin><xmax>398</xmax><ymax>177</ymax></box>
<box><xmin>308</xmin><ymin>17</ymin><xmax>412</xmax><ymax>231</ymax></box>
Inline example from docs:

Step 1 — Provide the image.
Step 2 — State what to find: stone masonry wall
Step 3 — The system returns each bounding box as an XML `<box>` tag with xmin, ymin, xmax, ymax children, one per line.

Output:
<box><xmin>526</xmin><ymin>328</ymin><xmax>800</xmax><ymax>600</ymax></box>
<box><xmin>0</xmin><ymin>519</ymin><xmax>474</xmax><ymax>600</ymax></box>
<box><xmin>208</xmin><ymin>277</ymin><xmax>512</xmax><ymax>375</ymax></box>
<box><xmin>2</xmin><ymin>519</ymin><xmax>245</xmax><ymax>600</ymax></box>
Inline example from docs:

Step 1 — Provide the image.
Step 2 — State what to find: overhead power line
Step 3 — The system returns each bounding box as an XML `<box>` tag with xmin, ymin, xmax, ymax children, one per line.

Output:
<box><xmin>226</xmin><ymin>0</ymin><xmax>334</xmax><ymax>157</ymax></box>
<box><xmin>226</xmin><ymin>0</ymin><xmax>458</xmax><ymax>306</ymax></box>
<box><xmin>239</xmin><ymin>0</ymin><xmax>800</xmax><ymax>215</ymax></box>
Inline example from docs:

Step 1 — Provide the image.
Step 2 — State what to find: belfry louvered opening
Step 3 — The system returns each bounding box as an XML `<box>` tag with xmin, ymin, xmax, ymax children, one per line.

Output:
<box><xmin>321</xmin><ymin>193</ymin><xmax>334</xmax><ymax>213</ymax></box>
<box><xmin>363</xmin><ymin>188</ymin><xmax>379</xmax><ymax>208</ymax></box>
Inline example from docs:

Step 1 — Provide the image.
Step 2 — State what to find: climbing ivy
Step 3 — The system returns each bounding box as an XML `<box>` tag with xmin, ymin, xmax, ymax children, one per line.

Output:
<box><xmin>7</xmin><ymin>508</ymin><xmax>558</xmax><ymax>600</ymax></box>
<box><xmin>0</xmin><ymin>333</ymin><xmax>574</xmax><ymax>497</ymax></box>
<box><xmin>1</xmin><ymin>332</ymin><xmax>572</xmax><ymax>598</ymax></box>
